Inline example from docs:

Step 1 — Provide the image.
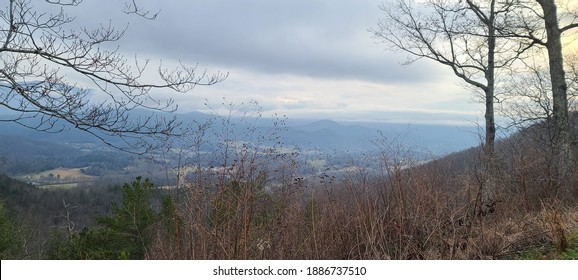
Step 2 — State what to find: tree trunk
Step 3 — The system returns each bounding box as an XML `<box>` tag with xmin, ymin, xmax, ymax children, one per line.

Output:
<box><xmin>484</xmin><ymin>0</ymin><xmax>496</xmax><ymax>158</ymax></box>
<box><xmin>483</xmin><ymin>0</ymin><xmax>497</xmax><ymax>201</ymax></box>
<box><xmin>536</xmin><ymin>0</ymin><xmax>574</xmax><ymax>185</ymax></box>
<box><xmin>484</xmin><ymin>85</ymin><xmax>497</xmax><ymax>201</ymax></box>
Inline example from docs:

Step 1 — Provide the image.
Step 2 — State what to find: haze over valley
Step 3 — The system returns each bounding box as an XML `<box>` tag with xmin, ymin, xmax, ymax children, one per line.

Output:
<box><xmin>0</xmin><ymin>109</ymin><xmax>479</xmax><ymax>188</ymax></box>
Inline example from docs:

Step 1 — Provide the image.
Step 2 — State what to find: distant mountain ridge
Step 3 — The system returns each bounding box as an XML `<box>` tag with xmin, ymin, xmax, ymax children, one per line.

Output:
<box><xmin>1</xmin><ymin>110</ymin><xmax>478</xmax><ymax>147</ymax></box>
<box><xmin>0</xmin><ymin>110</ymin><xmax>479</xmax><ymax>170</ymax></box>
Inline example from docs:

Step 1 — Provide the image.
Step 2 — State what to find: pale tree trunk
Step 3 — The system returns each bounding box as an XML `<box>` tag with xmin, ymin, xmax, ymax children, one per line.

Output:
<box><xmin>485</xmin><ymin>0</ymin><xmax>497</xmax><ymax>158</ymax></box>
<box><xmin>483</xmin><ymin>0</ymin><xmax>497</xmax><ymax>202</ymax></box>
<box><xmin>536</xmin><ymin>0</ymin><xmax>574</xmax><ymax>187</ymax></box>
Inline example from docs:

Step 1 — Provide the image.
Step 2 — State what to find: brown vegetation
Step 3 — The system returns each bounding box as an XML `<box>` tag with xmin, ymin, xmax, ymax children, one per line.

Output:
<box><xmin>145</xmin><ymin>118</ymin><xmax>578</xmax><ymax>260</ymax></box>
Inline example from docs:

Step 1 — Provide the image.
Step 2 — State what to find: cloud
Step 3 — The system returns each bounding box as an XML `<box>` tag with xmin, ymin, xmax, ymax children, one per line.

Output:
<box><xmin>58</xmin><ymin>0</ymin><xmax>484</xmax><ymax>125</ymax></box>
<box><xmin>158</xmin><ymin>66</ymin><xmax>483</xmax><ymax>125</ymax></box>
<box><xmin>72</xmin><ymin>0</ymin><xmax>446</xmax><ymax>84</ymax></box>
<box><xmin>276</xmin><ymin>97</ymin><xmax>308</xmax><ymax>110</ymax></box>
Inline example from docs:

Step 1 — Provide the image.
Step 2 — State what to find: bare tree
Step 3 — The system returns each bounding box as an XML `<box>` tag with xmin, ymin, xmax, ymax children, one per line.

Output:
<box><xmin>502</xmin><ymin>54</ymin><xmax>578</xmax><ymax>138</ymax></box>
<box><xmin>534</xmin><ymin>0</ymin><xmax>577</xmax><ymax>181</ymax></box>
<box><xmin>0</xmin><ymin>0</ymin><xmax>226</xmax><ymax>153</ymax></box>
<box><xmin>503</xmin><ymin>0</ymin><xmax>578</xmax><ymax>183</ymax></box>
<box><xmin>373</xmin><ymin>0</ymin><xmax>532</xmax><ymax>157</ymax></box>
<box><xmin>372</xmin><ymin>0</ymin><xmax>534</xmax><ymax>200</ymax></box>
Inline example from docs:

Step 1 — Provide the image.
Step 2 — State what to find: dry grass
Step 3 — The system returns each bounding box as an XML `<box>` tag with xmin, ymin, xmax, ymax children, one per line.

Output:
<box><xmin>146</xmin><ymin>105</ymin><xmax>578</xmax><ymax>259</ymax></box>
<box><xmin>146</xmin><ymin>145</ymin><xmax>578</xmax><ymax>260</ymax></box>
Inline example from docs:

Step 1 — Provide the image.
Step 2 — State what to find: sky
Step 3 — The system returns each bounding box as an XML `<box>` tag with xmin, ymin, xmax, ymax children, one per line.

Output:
<box><xmin>65</xmin><ymin>0</ymin><xmax>489</xmax><ymax>125</ymax></box>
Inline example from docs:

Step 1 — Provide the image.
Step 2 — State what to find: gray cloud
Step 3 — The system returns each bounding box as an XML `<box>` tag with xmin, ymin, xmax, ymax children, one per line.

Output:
<box><xmin>48</xmin><ymin>0</ymin><xmax>482</xmax><ymax>125</ymax></box>
<box><xmin>71</xmin><ymin>0</ymin><xmax>446</xmax><ymax>84</ymax></box>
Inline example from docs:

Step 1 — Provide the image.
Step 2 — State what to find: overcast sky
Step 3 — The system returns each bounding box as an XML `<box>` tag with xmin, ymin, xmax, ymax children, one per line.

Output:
<box><xmin>69</xmin><ymin>0</ymin><xmax>485</xmax><ymax>125</ymax></box>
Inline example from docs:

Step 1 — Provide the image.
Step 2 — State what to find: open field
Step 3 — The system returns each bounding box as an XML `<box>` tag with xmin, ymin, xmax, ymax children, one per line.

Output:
<box><xmin>17</xmin><ymin>167</ymin><xmax>97</xmax><ymax>187</ymax></box>
<box><xmin>37</xmin><ymin>183</ymin><xmax>81</xmax><ymax>189</ymax></box>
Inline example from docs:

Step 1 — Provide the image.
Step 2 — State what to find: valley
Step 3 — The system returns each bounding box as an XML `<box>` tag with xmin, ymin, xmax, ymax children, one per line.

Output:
<box><xmin>0</xmin><ymin>110</ymin><xmax>479</xmax><ymax>189</ymax></box>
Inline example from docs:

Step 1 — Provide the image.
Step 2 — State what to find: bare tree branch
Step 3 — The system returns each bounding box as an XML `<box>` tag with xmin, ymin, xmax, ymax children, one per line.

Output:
<box><xmin>122</xmin><ymin>0</ymin><xmax>159</xmax><ymax>20</ymax></box>
<box><xmin>372</xmin><ymin>0</ymin><xmax>532</xmax><ymax>157</ymax></box>
<box><xmin>0</xmin><ymin>0</ymin><xmax>227</xmax><ymax>154</ymax></box>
